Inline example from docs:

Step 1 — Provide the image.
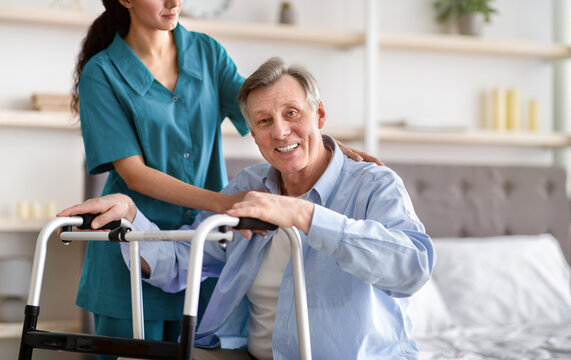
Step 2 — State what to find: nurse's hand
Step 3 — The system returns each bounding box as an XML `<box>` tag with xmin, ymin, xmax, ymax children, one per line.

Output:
<box><xmin>57</xmin><ymin>193</ymin><xmax>137</xmax><ymax>228</ymax></box>
<box><xmin>216</xmin><ymin>190</ymin><xmax>267</xmax><ymax>214</ymax></box>
<box><xmin>337</xmin><ymin>140</ymin><xmax>384</xmax><ymax>165</ymax></box>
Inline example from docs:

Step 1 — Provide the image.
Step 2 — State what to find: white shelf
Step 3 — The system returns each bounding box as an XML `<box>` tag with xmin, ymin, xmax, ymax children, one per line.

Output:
<box><xmin>3</xmin><ymin>110</ymin><xmax>570</xmax><ymax>149</ymax></box>
<box><xmin>0</xmin><ymin>218</ymin><xmax>49</xmax><ymax>233</ymax></box>
<box><xmin>222</xmin><ymin>122</ymin><xmax>571</xmax><ymax>148</ymax></box>
<box><xmin>0</xmin><ymin>109</ymin><xmax>79</xmax><ymax>130</ymax></box>
<box><xmin>0</xmin><ymin>319</ymin><xmax>81</xmax><ymax>339</ymax></box>
<box><xmin>325</xmin><ymin>125</ymin><xmax>571</xmax><ymax>148</ymax></box>
<box><xmin>1</xmin><ymin>6</ymin><xmax>570</xmax><ymax>58</ymax></box>
<box><xmin>378</xmin><ymin>32</ymin><xmax>571</xmax><ymax>60</ymax></box>
<box><xmin>375</xmin><ymin>127</ymin><xmax>571</xmax><ymax>148</ymax></box>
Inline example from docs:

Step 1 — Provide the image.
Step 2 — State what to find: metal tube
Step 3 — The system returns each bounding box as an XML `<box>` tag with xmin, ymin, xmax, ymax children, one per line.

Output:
<box><xmin>27</xmin><ymin>216</ymin><xmax>84</xmax><ymax>306</ymax></box>
<box><xmin>59</xmin><ymin>229</ymin><xmax>233</xmax><ymax>243</ymax></box>
<box><xmin>129</xmin><ymin>240</ymin><xmax>145</xmax><ymax>340</ymax></box>
<box><xmin>284</xmin><ymin>227</ymin><xmax>311</xmax><ymax>360</ymax></box>
<box><xmin>183</xmin><ymin>214</ymin><xmax>239</xmax><ymax>317</ymax></box>
<box><xmin>125</xmin><ymin>230</ymin><xmax>233</xmax><ymax>243</ymax></box>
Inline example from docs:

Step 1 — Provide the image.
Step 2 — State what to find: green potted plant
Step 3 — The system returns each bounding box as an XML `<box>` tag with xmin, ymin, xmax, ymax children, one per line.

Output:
<box><xmin>433</xmin><ymin>0</ymin><xmax>497</xmax><ymax>36</ymax></box>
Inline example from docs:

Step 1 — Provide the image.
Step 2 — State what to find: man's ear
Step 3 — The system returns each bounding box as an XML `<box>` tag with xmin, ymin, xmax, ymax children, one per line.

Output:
<box><xmin>317</xmin><ymin>101</ymin><xmax>326</xmax><ymax>130</ymax></box>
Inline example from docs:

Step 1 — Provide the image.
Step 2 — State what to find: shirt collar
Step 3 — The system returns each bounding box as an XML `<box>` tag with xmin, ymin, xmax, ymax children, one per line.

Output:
<box><xmin>172</xmin><ymin>24</ymin><xmax>203</xmax><ymax>81</ymax></box>
<box><xmin>107</xmin><ymin>24</ymin><xmax>202</xmax><ymax>96</ymax></box>
<box><xmin>262</xmin><ymin>134</ymin><xmax>344</xmax><ymax>206</ymax></box>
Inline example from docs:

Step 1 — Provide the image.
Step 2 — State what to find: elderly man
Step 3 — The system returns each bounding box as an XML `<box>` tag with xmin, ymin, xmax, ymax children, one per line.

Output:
<box><xmin>60</xmin><ymin>57</ymin><xmax>434</xmax><ymax>359</ymax></box>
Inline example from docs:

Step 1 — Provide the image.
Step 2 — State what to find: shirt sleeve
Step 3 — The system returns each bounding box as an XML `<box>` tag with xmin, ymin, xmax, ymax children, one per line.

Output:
<box><xmin>121</xmin><ymin>209</ymin><xmax>227</xmax><ymax>292</ymax></box>
<box><xmin>79</xmin><ymin>63</ymin><xmax>143</xmax><ymax>175</ymax></box>
<box><xmin>211</xmin><ymin>38</ymin><xmax>249</xmax><ymax>137</ymax></box>
<box><xmin>306</xmin><ymin>172</ymin><xmax>434</xmax><ymax>298</ymax></box>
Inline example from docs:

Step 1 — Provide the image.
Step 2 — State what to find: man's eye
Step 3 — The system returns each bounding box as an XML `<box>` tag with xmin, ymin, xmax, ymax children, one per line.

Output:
<box><xmin>287</xmin><ymin>110</ymin><xmax>297</xmax><ymax>117</ymax></box>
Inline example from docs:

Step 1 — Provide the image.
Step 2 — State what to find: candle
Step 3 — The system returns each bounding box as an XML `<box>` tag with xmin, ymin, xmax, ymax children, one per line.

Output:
<box><xmin>17</xmin><ymin>201</ymin><xmax>30</xmax><ymax>220</ymax></box>
<box><xmin>528</xmin><ymin>99</ymin><xmax>540</xmax><ymax>131</ymax></box>
<box><xmin>492</xmin><ymin>87</ymin><xmax>506</xmax><ymax>131</ymax></box>
<box><xmin>44</xmin><ymin>201</ymin><xmax>57</xmax><ymax>219</ymax></box>
<box><xmin>29</xmin><ymin>201</ymin><xmax>42</xmax><ymax>219</ymax></box>
<box><xmin>506</xmin><ymin>89</ymin><xmax>521</xmax><ymax>131</ymax></box>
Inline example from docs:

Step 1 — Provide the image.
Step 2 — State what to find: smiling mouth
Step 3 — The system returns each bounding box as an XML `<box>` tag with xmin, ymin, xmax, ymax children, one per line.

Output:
<box><xmin>276</xmin><ymin>143</ymin><xmax>299</xmax><ymax>153</ymax></box>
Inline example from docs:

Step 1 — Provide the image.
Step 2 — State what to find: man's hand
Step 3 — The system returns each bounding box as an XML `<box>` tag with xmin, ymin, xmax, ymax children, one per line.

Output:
<box><xmin>57</xmin><ymin>193</ymin><xmax>137</xmax><ymax>229</ymax></box>
<box><xmin>226</xmin><ymin>191</ymin><xmax>314</xmax><ymax>234</ymax></box>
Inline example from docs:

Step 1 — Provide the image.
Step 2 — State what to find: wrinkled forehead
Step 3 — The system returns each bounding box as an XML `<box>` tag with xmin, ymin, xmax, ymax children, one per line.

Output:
<box><xmin>246</xmin><ymin>75</ymin><xmax>310</xmax><ymax>115</ymax></box>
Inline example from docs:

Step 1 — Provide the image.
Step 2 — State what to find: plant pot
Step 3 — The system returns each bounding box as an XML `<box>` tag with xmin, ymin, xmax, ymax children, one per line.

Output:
<box><xmin>279</xmin><ymin>2</ymin><xmax>296</xmax><ymax>25</ymax></box>
<box><xmin>457</xmin><ymin>12</ymin><xmax>484</xmax><ymax>36</ymax></box>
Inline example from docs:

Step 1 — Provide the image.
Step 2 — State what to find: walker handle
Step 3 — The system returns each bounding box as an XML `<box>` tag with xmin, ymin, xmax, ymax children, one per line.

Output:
<box><xmin>75</xmin><ymin>214</ymin><xmax>124</xmax><ymax>230</ymax></box>
<box><xmin>235</xmin><ymin>217</ymin><xmax>278</xmax><ymax>231</ymax></box>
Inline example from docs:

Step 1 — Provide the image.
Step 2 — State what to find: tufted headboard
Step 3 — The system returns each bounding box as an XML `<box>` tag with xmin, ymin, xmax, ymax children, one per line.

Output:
<box><xmin>388</xmin><ymin>163</ymin><xmax>570</xmax><ymax>265</ymax></box>
<box><xmin>226</xmin><ymin>159</ymin><xmax>570</xmax><ymax>264</ymax></box>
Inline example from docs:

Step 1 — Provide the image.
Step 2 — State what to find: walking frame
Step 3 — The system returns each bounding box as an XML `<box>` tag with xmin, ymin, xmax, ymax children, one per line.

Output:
<box><xmin>18</xmin><ymin>214</ymin><xmax>312</xmax><ymax>360</ymax></box>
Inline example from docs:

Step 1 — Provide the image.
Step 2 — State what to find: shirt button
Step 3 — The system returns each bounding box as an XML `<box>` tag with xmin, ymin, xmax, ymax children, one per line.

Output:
<box><xmin>173</xmin><ymin>96</ymin><xmax>178</xmax><ymax>102</ymax></box>
<box><xmin>184</xmin><ymin>153</ymin><xmax>190</xmax><ymax>158</ymax></box>
<box><xmin>317</xmin><ymin>242</ymin><xmax>323</xmax><ymax>249</ymax></box>
<box><xmin>186</xmin><ymin>209</ymin><xmax>193</xmax><ymax>216</ymax></box>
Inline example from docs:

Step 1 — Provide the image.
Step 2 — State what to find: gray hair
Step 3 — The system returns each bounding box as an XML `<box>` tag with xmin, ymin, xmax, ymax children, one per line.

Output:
<box><xmin>237</xmin><ymin>57</ymin><xmax>321</xmax><ymax>128</ymax></box>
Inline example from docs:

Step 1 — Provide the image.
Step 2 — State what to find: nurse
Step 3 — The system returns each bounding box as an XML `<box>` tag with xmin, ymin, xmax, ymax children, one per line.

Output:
<box><xmin>71</xmin><ymin>1</ymin><xmax>249</xmax><ymax>358</ymax></box>
<box><xmin>71</xmin><ymin>2</ymin><xmax>380</xmax><ymax>358</ymax></box>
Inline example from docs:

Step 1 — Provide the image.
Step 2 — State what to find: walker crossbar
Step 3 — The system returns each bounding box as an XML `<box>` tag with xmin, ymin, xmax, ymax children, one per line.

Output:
<box><xmin>18</xmin><ymin>214</ymin><xmax>311</xmax><ymax>360</ymax></box>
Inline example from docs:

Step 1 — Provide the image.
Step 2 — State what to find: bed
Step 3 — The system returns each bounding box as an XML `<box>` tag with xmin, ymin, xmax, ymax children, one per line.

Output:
<box><xmin>388</xmin><ymin>163</ymin><xmax>571</xmax><ymax>359</ymax></box>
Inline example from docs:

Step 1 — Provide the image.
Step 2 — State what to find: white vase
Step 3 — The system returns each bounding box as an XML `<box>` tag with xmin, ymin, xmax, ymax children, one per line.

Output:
<box><xmin>457</xmin><ymin>12</ymin><xmax>484</xmax><ymax>36</ymax></box>
<box><xmin>279</xmin><ymin>2</ymin><xmax>297</xmax><ymax>25</ymax></box>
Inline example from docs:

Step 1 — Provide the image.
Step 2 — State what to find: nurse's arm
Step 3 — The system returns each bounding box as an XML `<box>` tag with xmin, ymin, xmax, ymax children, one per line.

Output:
<box><xmin>57</xmin><ymin>193</ymin><xmax>137</xmax><ymax>227</ymax></box>
<box><xmin>113</xmin><ymin>155</ymin><xmax>248</xmax><ymax>214</ymax></box>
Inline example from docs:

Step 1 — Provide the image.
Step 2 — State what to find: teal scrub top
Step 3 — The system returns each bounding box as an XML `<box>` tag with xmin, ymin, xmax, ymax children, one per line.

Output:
<box><xmin>76</xmin><ymin>24</ymin><xmax>249</xmax><ymax>320</ymax></box>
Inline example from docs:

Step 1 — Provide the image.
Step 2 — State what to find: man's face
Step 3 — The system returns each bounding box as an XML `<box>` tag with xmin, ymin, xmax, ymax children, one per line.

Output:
<box><xmin>246</xmin><ymin>75</ymin><xmax>326</xmax><ymax>177</ymax></box>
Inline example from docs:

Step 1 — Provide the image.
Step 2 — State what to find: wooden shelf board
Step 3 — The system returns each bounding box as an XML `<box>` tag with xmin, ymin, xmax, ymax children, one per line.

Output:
<box><xmin>0</xmin><ymin>6</ymin><xmax>95</xmax><ymax>29</ymax></box>
<box><xmin>1</xmin><ymin>6</ymin><xmax>569</xmax><ymax>58</ymax></box>
<box><xmin>0</xmin><ymin>109</ymin><xmax>79</xmax><ymax>130</ymax></box>
<box><xmin>0</xmin><ymin>319</ymin><xmax>81</xmax><ymax>339</ymax></box>
<box><xmin>380</xmin><ymin>32</ymin><xmax>571</xmax><ymax>60</ymax></box>
<box><xmin>378</xmin><ymin>128</ymin><xmax>571</xmax><ymax>148</ymax></box>
<box><xmin>0</xmin><ymin>218</ymin><xmax>49</xmax><ymax>232</ymax></box>
<box><xmin>322</xmin><ymin>125</ymin><xmax>571</xmax><ymax>148</ymax></box>
<box><xmin>2</xmin><ymin>111</ymin><xmax>569</xmax><ymax>148</ymax></box>
<box><xmin>180</xmin><ymin>18</ymin><xmax>364</xmax><ymax>48</ymax></box>
<box><xmin>0</xmin><ymin>6</ymin><xmax>362</xmax><ymax>49</ymax></box>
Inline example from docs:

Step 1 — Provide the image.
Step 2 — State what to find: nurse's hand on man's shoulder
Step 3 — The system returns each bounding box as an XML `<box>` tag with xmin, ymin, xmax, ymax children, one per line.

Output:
<box><xmin>336</xmin><ymin>140</ymin><xmax>384</xmax><ymax>166</ymax></box>
<box><xmin>57</xmin><ymin>193</ymin><xmax>137</xmax><ymax>228</ymax></box>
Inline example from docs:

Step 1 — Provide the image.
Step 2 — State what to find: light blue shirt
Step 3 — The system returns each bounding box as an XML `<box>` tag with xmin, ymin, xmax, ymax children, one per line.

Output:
<box><xmin>127</xmin><ymin>136</ymin><xmax>434</xmax><ymax>359</ymax></box>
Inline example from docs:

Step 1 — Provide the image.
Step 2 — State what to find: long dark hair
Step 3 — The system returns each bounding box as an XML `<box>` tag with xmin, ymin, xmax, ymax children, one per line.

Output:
<box><xmin>71</xmin><ymin>0</ymin><xmax>130</xmax><ymax>114</ymax></box>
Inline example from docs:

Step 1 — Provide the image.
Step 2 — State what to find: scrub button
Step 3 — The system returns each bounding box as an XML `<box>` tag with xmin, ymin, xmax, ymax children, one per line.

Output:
<box><xmin>173</xmin><ymin>96</ymin><xmax>178</xmax><ymax>102</ymax></box>
<box><xmin>186</xmin><ymin>209</ymin><xmax>193</xmax><ymax>216</ymax></box>
<box><xmin>184</xmin><ymin>153</ymin><xmax>190</xmax><ymax>158</ymax></box>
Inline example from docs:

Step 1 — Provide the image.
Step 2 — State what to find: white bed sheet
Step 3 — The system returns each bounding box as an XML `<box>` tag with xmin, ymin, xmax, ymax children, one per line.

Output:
<box><xmin>411</xmin><ymin>234</ymin><xmax>571</xmax><ymax>360</ymax></box>
<box><xmin>416</xmin><ymin>323</ymin><xmax>571</xmax><ymax>360</ymax></box>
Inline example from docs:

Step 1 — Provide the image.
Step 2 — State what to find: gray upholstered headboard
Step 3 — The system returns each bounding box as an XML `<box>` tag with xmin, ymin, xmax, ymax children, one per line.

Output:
<box><xmin>226</xmin><ymin>159</ymin><xmax>571</xmax><ymax>265</ymax></box>
<box><xmin>389</xmin><ymin>163</ymin><xmax>570</xmax><ymax>265</ymax></box>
